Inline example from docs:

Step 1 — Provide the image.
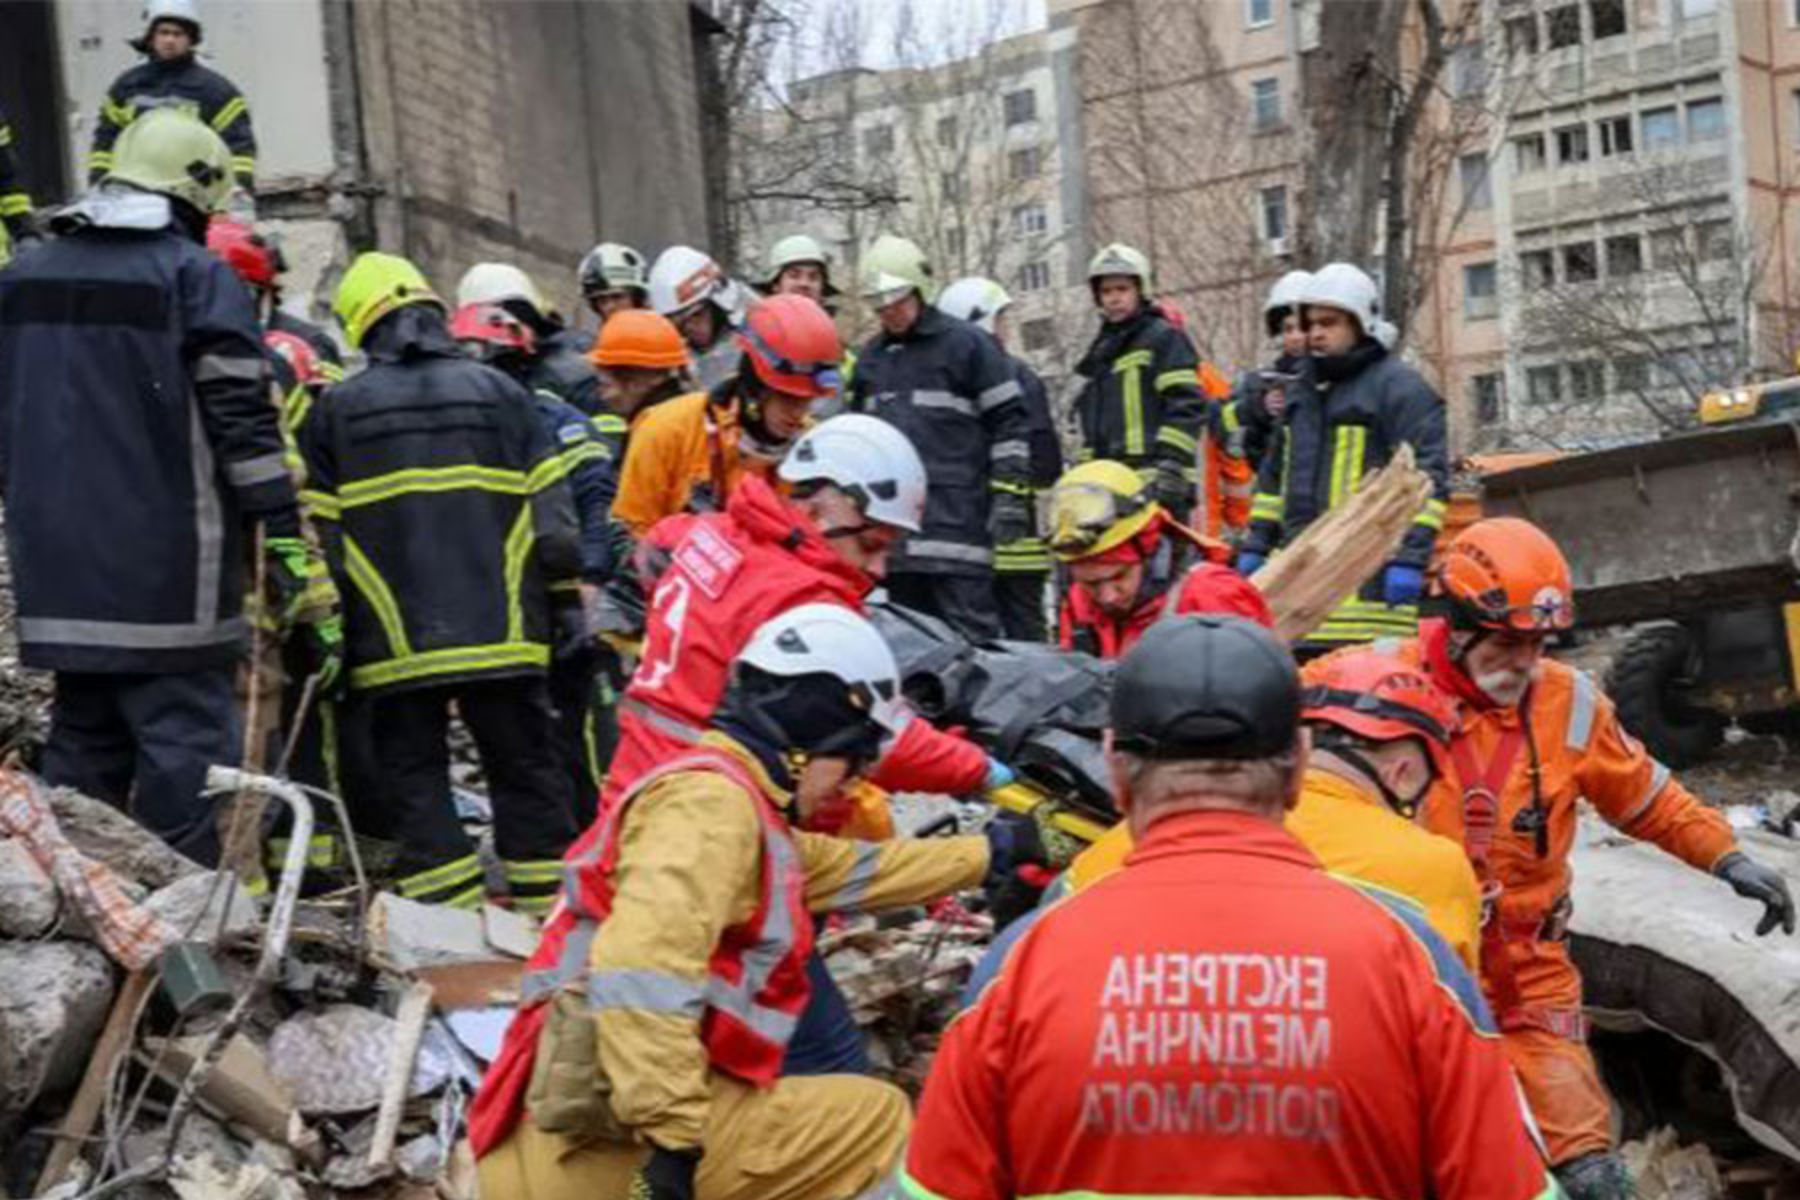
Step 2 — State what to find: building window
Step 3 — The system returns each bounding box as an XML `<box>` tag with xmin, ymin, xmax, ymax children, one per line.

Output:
<box><xmin>936</xmin><ymin>115</ymin><xmax>958</xmax><ymax>147</ymax></box>
<box><xmin>1251</xmin><ymin>78</ymin><xmax>1282</xmax><ymax>131</ymax></box>
<box><xmin>1604</xmin><ymin>233</ymin><xmax>1643</xmax><ymax>276</ymax></box>
<box><xmin>1003</xmin><ymin>88</ymin><xmax>1037</xmax><ymax>127</ymax></box>
<box><xmin>1590</xmin><ymin>0</ymin><xmax>1627</xmax><ymax>38</ymax></box>
<box><xmin>1260</xmin><ymin>185</ymin><xmax>1288</xmax><ymax>241</ymax></box>
<box><xmin>1563</xmin><ymin>242</ymin><xmax>1598</xmax><ymax>283</ymax></box>
<box><xmin>1521</xmin><ymin>248</ymin><xmax>1555</xmax><ymax>291</ymax></box>
<box><xmin>1680</xmin><ymin>0</ymin><xmax>1718</xmax><ymax>15</ymax></box>
<box><xmin>1546</xmin><ymin>4</ymin><xmax>1582</xmax><ymax>47</ymax></box>
<box><xmin>944</xmin><ymin>226</ymin><xmax>966</xmax><ymax>263</ymax></box>
<box><xmin>1598</xmin><ymin>115</ymin><xmax>1633</xmax><ymax>157</ymax></box>
<box><xmin>1613</xmin><ymin>357</ymin><xmax>1649</xmax><ymax>392</ymax></box>
<box><xmin>1515</xmin><ymin>133</ymin><xmax>1548</xmax><ymax>174</ymax></box>
<box><xmin>1650</xmin><ymin>227</ymin><xmax>1686</xmax><ymax>268</ymax></box>
<box><xmin>1013</xmin><ymin>202</ymin><xmax>1048</xmax><ymax>237</ymax></box>
<box><xmin>1464</xmin><ymin>262</ymin><xmax>1498</xmax><ymax>319</ymax></box>
<box><xmin>1568</xmin><ymin>360</ymin><xmax>1606</xmax><ymax>402</ymax></box>
<box><xmin>1246</xmin><ymin>0</ymin><xmax>1274</xmax><ymax>27</ymax></box>
<box><xmin>863</xmin><ymin>124</ymin><xmax>894</xmax><ymax>158</ymax></box>
<box><xmin>1687</xmin><ymin>98</ymin><xmax>1725</xmax><ymax>142</ymax></box>
<box><xmin>941</xmin><ymin>172</ymin><xmax>963</xmax><ymax>204</ymax></box>
<box><xmin>1793</xmin><ymin>90</ymin><xmax>1800</xmax><ymax>141</ymax></box>
<box><xmin>1696</xmin><ymin>220</ymin><xmax>1733</xmax><ymax>261</ymax></box>
<box><xmin>1555</xmin><ymin>124</ymin><xmax>1590</xmax><ymax>165</ymax></box>
<box><xmin>1008</xmin><ymin>146</ymin><xmax>1041</xmax><ymax>181</ymax></box>
<box><xmin>1473</xmin><ymin>373</ymin><xmax>1504</xmax><ymax>424</ymax></box>
<box><xmin>1641</xmin><ymin>106</ymin><xmax>1680</xmax><ymax>150</ymax></box>
<box><xmin>1022</xmin><ymin>318</ymin><xmax>1055</xmax><ymax>352</ymax></box>
<box><xmin>1019</xmin><ymin>261</ymin><xmax>1052</xmax><ymax>293</ymax></box>
<box><xmin>1506</xmin><ymin>15</ymin><xmax>1540</xmax><ymax>56</ymax></box>
<box><xmin>1527</xmin><ymin>365</ymin><xmax>1563</xmax><ymax>405</ymax></box>
<box><xmin>1459</xmin><ymin>153</ymin><xmax>1491</xmax><ymax>210</ymax></box>
<box><xmin>1451</xmin><ymin>44</ymin><xmax>1485</xmax><ymax>98</ymax></box>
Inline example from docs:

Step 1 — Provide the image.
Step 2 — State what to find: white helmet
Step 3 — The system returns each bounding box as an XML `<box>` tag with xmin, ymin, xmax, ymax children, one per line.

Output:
<box><xmin>936</xmin><ymin>277</ymin><xmax>1013</xmax><ymax>334</ymax></box>
<box><xmin>456</xmin><ymin>262</ymin><xmax>550</xmax><ymax>317</ymax></box>
<box><xmin>779</xmin><ymin>414</ymin><xmax>927</xmax><ymax>534</ymax></box>
<box><xmin>765</xmin><ymin>234</ymin><xmax>838</xmax><ymax>296</ymax></box>
<box><xmin>735</xmin><ymin>602</ymin><xmax>908</xmax><ymax>754</ymax></box>
<box><xmin>649</xmin><ymin>245</ymin><xmax>746</xmax><ymax>319</ymax></box>
<box><xmin>578</xmin><ymin>242</ymin><xmax>649</xmax><ymax>299</ymax></box>
<box><xmin>137</xmin><ymin>0</ymin><xmax>201</xmax><ymax>47</ymax></box>
<box><xmin>1263</xmin><ymin>269</ymin><xmax>1313</xmax><ymax>335</ymax></box>
<box><xmin>1297</xmin><ymin>262</ymin><xmax>1380</xmax><ymax>335</ymax></box>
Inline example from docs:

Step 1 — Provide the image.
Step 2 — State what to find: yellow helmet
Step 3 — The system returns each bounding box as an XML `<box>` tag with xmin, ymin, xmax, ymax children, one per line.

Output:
<box><xmin>105</xmin><ymin>107</ymin><xmax>232</xmax><ymax>214</ymax></box>
<box><xmin>333</xmin><ymin>252</ymin><xmax>443</xmax><ymax>348</ymax></box>
<box><xmin>1047</xmin><ymin>459</ymin><xmax>1161</xmax><ymax>561</ymax></box>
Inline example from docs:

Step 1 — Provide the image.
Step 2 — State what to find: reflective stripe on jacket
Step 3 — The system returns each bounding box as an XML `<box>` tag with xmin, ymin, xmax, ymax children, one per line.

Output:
<box><xmin>0</xmin><ymin>109</ymin><xmax>31</xmax><ymax>241</ymax></box>
<box><xmin>88</xmin><ymin>56</ymin><xmax>256</xmax><ymax>186</ymax></box>
<box><xmin>1072</xmin><ymin>307</ymin><xmax>1205</xmax><ymax>479</ymax></box>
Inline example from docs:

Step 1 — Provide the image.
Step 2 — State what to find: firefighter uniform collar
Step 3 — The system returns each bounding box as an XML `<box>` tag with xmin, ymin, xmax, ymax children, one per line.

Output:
<box><xmin>694</xmin><ymin>730</ymin><xmax>794</xmax><ymax>811</ymax></box>
<box><xmin>1128</xmin><ymin>808</ymin><xmax>1321</xmax><ymax>872</ymax></box>
<box><xmin>881</xmin><ymin>303</ymin><xmax>949</xmax><ymax>346</ymax></box>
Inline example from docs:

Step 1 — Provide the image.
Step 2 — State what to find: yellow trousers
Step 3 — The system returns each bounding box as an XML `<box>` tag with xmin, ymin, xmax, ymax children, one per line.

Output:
<box><xmin>477</xmin><ymin>1072</ymin><xmax>910</xmax><ymax>1200</ymax></box>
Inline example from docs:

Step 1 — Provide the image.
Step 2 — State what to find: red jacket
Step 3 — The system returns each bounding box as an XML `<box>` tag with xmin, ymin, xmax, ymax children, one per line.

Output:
<box><xmin>603</xmin><ymin>476</ymin><xmax>987</xmax><ymax>814</ymax></box>
<box><xmin>1059</xmin><ymin>559</ymin><xmax>1273</xmax><ymax>660</ymax></box>
<box><xmin>904</xmin><ymin>810</ymin><xmax>1554</xmax><ymax>1200</ymax></box>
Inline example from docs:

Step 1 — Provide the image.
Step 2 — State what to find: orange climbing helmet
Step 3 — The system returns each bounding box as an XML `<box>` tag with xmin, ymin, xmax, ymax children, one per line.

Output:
<box><xmin>735</xmin><ymin>293</ymin><xmax>842</xmax><ymax>399</ymax></box>
<box><xmin>1301</xmin><ymin>650</ymin><xmax>1457</xmax><ymax>747</ymax></box>
<box><xmin>589</xmin><ymin>309</ymin><xmax>690</xmax><ymax>371</ymax></box>
<box><xmin>1434</xmin><ymin>517</ymin><xmax>1575</xmax><ymax>633</ymax></box>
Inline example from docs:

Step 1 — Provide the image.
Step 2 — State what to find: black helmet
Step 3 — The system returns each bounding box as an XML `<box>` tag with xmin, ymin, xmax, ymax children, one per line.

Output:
<box><xmin>1111</xmin><ymin>616</ymin><xmax>1300</xmax><ymax>760</ymax></box>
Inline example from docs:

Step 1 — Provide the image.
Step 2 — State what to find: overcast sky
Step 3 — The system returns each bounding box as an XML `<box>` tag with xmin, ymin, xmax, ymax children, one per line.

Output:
<box><xmin>780</xmin><ymin>0</ymin><xmax>1047</xmax><ymax>81</ymax></box>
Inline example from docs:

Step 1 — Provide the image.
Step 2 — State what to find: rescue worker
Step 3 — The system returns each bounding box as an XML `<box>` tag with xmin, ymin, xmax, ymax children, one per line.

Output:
<box><xmin>586</xmin><ymin>308</ymin><xmax>692</xmax><ymax>531</ymax></box>
<box><xmin>576</xmin><ymin>241</ymin><xmax>650</xmax><ymax>325</ymax></box>
<box><xmin>88</xmin><ymin>0</ymin><xmax>257</xmax><ymax>192</ymax></box>
<box><xmin>1330</xmin><ymin>517</ymin><xmax>1797</xmax><ymax>1200</ymax></box>
<box><xmin>0</xmin><ymin>103</ymin><xmax>34</xmax><ymax>262</ymax></box>
<box><xmin>1071</xmin><ymin>242</ymin><xmax>1207</xmax><ymax>525</ymax></box>
<box><xmin>936</xmin><ymin>276</ymin><xmax>1062</xmax><ymax>641</ymax></box>
<box><xmin>649</xmin><ymin>244</ymin><xmax>749</xmax><ymax>392</ymax></box>
<box><xmin>0</xmin><ymin>110</ymin><xmax>308</xmax><ymax>865</ymax></box>
<box><xmin>906</xmin><ymin>615</ymin><xmax>1555</xmax><ymax>1200</ymax></box>
<box><xmin>1217</xmin><ymin>269</ymin><xmax>1311</xmax><ymax>475</ymax></box>
<box><xmin>204</xmin><ymin>217</ymin><xmax>345</xmax><ymax>383</ymax></box>
<box><xmin>760</xmin><ymin>233</ymin><xmax>840</xmax><ymax>306</ymax></box>
<box><xmin>1047</xmin><ymin>459</ymin><xmax>1270</xmax><ymax>660</ymax></box>
<box><xmin>1239</xmin><ymin>262</ymin><xmax>1449</xmax><ymax>655</ymax></box>
<box><xmin>301</xmin><ymin>253</ymin><xmax>582</xmax><ymax>913</ymax></box>
<box><xmin>456</xmin><ymin>262</ymin><xmax>603</xmax><ymax>417</ymax></box>
<box><xmin>471</xmin><ymin>605</ymin><xmax>1044</xmax><ymax>1200</ymax></box>
<box><xmin>850</xmin><ymin>235</ymin><xmax>1034</xmax><ymax>641</ymax></box>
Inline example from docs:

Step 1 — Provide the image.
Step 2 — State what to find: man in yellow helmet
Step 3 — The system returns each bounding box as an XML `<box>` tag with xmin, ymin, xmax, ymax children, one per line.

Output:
<box><xmin>301</xmin><ymin>252</ymin><xmax>584</xmax><ymax>913</ymax></box>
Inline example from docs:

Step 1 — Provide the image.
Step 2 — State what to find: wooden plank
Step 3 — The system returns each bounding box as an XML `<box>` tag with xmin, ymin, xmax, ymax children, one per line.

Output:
<box><xmin>35</xmin><ymin>971</ymin><xmax>155</xmax><ymax>1196</ymax></box>
<box><xmin>367</xmin><ymin>981</ymin><xmax>434</xmax><ymax>1170</ymax></box>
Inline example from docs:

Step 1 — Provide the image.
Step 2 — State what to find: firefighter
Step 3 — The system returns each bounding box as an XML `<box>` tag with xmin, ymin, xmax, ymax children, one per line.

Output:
<box><xmin>1218</xmin><ymin>269</ymin><xmax>1312</xmax><ymax>475</ymax></box>
<box><xmin>576</xmin><ymin>241</ymin><xmax>650</xmax><ymax>325</ymax></box>
<box><xmin>586</xmin><ymin>308</ymin><xmax>692</xmax><ymax>526</ymax></box>
<box><xmin>936</xmin><ymin>276</ymin><xmax>1062</xmax><ymax>642</ymax></box>
<box><xmin>907</xmin><ymin>615</ymin><xmax>1554</xmax><ymax>1200</ymax></box>
<box><xmin>649</xmin><ymin>244</ymin><xmax>749</xmax><ymax>392</ymax></box>
<box><xmin>612</xmin><ymin>293</ymin><xmax>837</xmax><ymax>537</ymax></box>
<box><xmin>1071</xmin><ymin>242</ymin><xmax>1207</xmax><ymax>525</ymax></box>
<box><xmin>760</xmin><ymin>233</ymin><xmax>840</xmax><ymax>306</ymax></box>
<box><xmin>1046</xmin><ymin>459</ymin><xmax>1270</xmax><ymax>660</ymax></box>
<box><xmin>204</xmin><ymin>217</ymin><xmax>345</xmax><ymax>383</ymax></box>
<box><xmin>1329</xmin><ymin>517</ymin><xmax>1796</xmax><ymax>1200</ymax></box>
<box><xmin>849</xmin><ymin>235</ymin><xmax>1033</xmax><ymax>641</ymax></box>
<box><xmin>0</xmin><ymin>103</ymin><xmax>34</xmax><ymax>263</ymax></box>
<box><xmin>301</xmin><ymin>252</ymin><xmax>582</xmax><ymax>913</ymax></box>
<box><xmin>0</xmin><ymin>110</ymin><xmax>313</xmax><ymax>865</ymax></box>
<box><xmin>455</xmin><ymin>262</ymin><xmax>603</xmax><ymax>417</ymax></box>
<box><xmin>88</xmin><ymin>0</ymin><xmax>256</xmax><ymax>193</ymax></box>
<box><xmin>471</xmin><ymin>605</ymin><xmax>1045</xmax><ymax>1200</ymax></box>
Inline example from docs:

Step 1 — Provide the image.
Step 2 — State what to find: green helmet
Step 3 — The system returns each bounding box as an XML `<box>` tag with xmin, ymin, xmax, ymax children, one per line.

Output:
<box><xmin>333</xmin><ymin>252</ymin><xmax>444</xmax><ymax>348</ymax></box>
<box><xmin>859</xmin><ymin>234</ymin><xmax>934</xmax><ymax>305</ymax></box>
<box><xmin>105</xmin><ymin>107</ymin><xmax>233</xmax><ymax>214</ymax></box>
<box><xmin>1087</xmin><ymin>242</ymin><xmax>1152</xmax><ymax>294</ymax></box>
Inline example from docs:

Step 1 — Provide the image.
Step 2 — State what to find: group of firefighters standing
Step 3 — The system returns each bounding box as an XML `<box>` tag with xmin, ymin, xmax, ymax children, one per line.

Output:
<box><xmin>0</xmin><ymin>5</ymin><xmax>1796</xmax><ymax>1200</ymax></box>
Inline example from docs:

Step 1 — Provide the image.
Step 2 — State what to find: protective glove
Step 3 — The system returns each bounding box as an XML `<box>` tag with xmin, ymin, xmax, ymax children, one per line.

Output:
<box><xmin>989</xmin><ymin>489</ymin><xmax>1034</xmax><ymax>547</ymax></box>
<box><xmin>1382</xmin><ymin>563</ymin><xmax>1425</xmax><ymax>607</ymax></box>
<box><xmin>1715</xmin><ymin>850</ymin><xmax>1796</xmax><ymax>935</ymax></box>
<box><xmin>293</xmin><ymin>612</ymin><xmax>345</xmax><ymax>700</ymax></box>
<box><xmin>628</xmin><ymin>1146</ymin><xmax>700</xmax><ymax>1200</ymax></box>
<box><xmin>1236</xmin><ymin>550</ymin><xmax>1266</xmax><ymax>578</ymax></box>
<box><xmin>983</xmin><ymin>758</ymin><xmax>1017</xmax><ymax>792</ymax></box>
<box><xmin>551</xmin><ymin>597</ymin><xmax>597</xmax><ymax>669</ymax></box>
<box><xmin>264</xmin><ymin>535</ymin><xmax>316</xmax><ymax>631</ymax></box>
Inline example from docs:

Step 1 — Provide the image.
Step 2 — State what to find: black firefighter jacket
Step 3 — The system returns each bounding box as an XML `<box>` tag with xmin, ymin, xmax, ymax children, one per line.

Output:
<box><xmin>89</xmin><ymin>55</ymin><xmax>256</xmax><ymax>188</ymax></box>
<box><xmin>1071</xmin><ymin>305</ymin><xmax>1205</xmax><ymax>486</ymax></box>
<box><xmin>0</xmin><ymin>216</ymin><xmax>297</xmax><ymax>673</ymax></box>
<box><xmin>299</xmin><ymin>308</ymin><xmax>580</xmax><ymax>696</ymax></box>
<box><xmin>528</xmin><ymin>328</ymin><xmax>603</xmax><ymax>418</ymax></box>
<box><xmin>850</xmin><ymin>306</ymin><xmax>1032</xmax><ymax>577</ymax></box>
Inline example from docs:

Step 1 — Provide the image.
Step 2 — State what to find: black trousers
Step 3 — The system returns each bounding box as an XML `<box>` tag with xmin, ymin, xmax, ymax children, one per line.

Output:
<box><xmin>886</xmin><ymin>571</ymin><xmax>1002</xmax><ymax>642</ymax></box>
<box><xmin>43</xmin><ymin>668</ymin><xmax>237</xmax><ymax>866</ymax></box>
<box><xmin>993</xmin><ymin>571</ymin><xmax>1049</xmax><ymax>643</ymax></box>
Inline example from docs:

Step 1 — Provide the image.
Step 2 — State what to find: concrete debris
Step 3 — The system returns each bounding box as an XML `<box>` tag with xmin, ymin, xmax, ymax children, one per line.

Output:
<box><xmin>0</xmin><ymin>834</ymin><xmax>58</xmax><ymax>937</ymax></box>
<box><xmin>46</xmin><ymin>783</ymin><xmax>202</xmax><ymax>889</ymax></box>
<box><xmin>144</xmin><ymin>1033</ymin><xmax>308</xmax><ymax>1151</ymax></box>
<box><xmin>265</xmin><ymin>1004</ymin><xmax>451</xmax><ymax>1115</ymax></box>
<box><xmin>144</xmin><ymin>873</ymin><xmax>265</xmax><ymax>943</ymax></box>
<box><xmin>1622</xmin><ymin>1128</ymin><xmax>1724</xmax><ymax>1200</ymax></box>
<box><xmin>367</xmin><ymin>892</ymin><xmax>530</xmax><ymax>971</ymax></box>
<box><xmin>0</xmin><ymin>940</ymin><xmax>115</xmax><ymax>1120</ymax></box>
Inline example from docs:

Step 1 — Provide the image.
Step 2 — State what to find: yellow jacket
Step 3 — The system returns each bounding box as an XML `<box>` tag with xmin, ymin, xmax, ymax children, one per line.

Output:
<box><xmin>611</xmin><ymin>389</ymin><xmax>776</xmax><ymax>536</ymax></box>
<box><xmin>592</xmin><ymin>735</ymin><xmax>989</xmax><ymax>1150</ymax></box>
<box><xmin>1064</xmin><ymin>766</ymin><xmax>1482</xmax><ymax>970</ymax></box>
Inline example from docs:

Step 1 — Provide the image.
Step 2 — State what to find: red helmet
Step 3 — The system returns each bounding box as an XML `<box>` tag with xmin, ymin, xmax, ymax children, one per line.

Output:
<box><xmin>450</xmin><ymin>303</ymin><xmax>536</xmax><ymax>357</ymax></box>
<box><xmin>1434</xmin><ymin>517</ymin><xmax>1575</xmax><ymax>633</ymax></box>
<box><xmin>1301</xmin><ymin>650</ymin><xmax>1457</xmax><ymax>747</ymax></box>
<box><xmin>262</xmin><ymin>330</ymin><xmax>322</xmax><ymax>388</ymax></box>
<box><xmin>206</xmin><ymin>218</ymin><xmax>278</xmax><ymax>290</ymax></box>
<box><xmin>735</xmin><ymin>294</ymin><xmax>842</xmax><ymax>399</ymax></box>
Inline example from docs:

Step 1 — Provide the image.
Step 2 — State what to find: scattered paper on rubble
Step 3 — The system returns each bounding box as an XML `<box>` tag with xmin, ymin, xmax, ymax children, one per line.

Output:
<box><xmin>368</xmin><ymin>893</ymin><xmax>536</xmax><ymax>970</ymax></box>
<box><xmin>1622</xmin><ymin>1127</ymin><xmax>1724</xmax><ymax>1200</ymax></box>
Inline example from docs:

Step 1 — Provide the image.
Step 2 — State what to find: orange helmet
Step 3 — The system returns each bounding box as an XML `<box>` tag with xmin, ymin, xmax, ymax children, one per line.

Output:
<box><xmin>1434</xmin><ymin>517</ymin><xmax>1575</xmax><ymax>632</ymax></box>
<box><xmin>1301</xmin><ymin>651</ymin><xmax>1457</xmax><ymax>747</ymax></box>
<box><xmin>736</xmin><ymin>294</ymin><xmax>842</xmax><ymax>399</ymax></box>
<box><xmin>590</xmin><ymin>309</ymin><xmax>689</xmax><ymax>371</ymax></box>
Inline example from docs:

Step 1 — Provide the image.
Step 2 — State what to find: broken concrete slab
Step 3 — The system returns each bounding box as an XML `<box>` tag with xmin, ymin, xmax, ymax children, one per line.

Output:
<box><xmin>482</xmin><ymin>902</ymin><xmax>539</xmax><ymax>959</ymax></box>
<box><xmin>142</xmin><ymin>1033</ymin><xmax>305</xmax><ymax>1151</ymax></box>
<box><xmin>0</xmin><ymin>941</ymin><xmax>115</xmax><ymax>1119</ymax></box>
<box><xmin>0</xmin><ymin>834</ymin><xmax>57</xmax><ymax>937</ymax></box>
<box><xmin>143</xmin><ymin>872</ymin><xmax>264</xmax><ymax>943</ymax></box>
<box><xmin>45</xmin><ymin>783</ymin><xmax>200</xmax><ymax>889</ymax></box>
<box><xmin>367</xmin><ymin>894</ymin><xmax>492</xmax><ymax>971</ymax></box>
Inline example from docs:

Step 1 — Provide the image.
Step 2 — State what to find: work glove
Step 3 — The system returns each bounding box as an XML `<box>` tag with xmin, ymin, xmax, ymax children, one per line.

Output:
<box><xmin>1715</xmin><ymin>851</ymin><xmax>1797</xmax><ymax>935</ymax></box>
<box><xmin>551</xmin><ymin>596</ymin><xmax>597</xmax><ymax>669</ymax></box>
<box><xmin>1236</xmin><ymin>550</ymin><xmax>1266</xmax><ymax>578</ymax></box>
<box><xmin>627</xmin><ymin>1146</ymin><xmax>700</xmax><ymax>1200</ymax></box>
<box><xmin>293</xmin><ymin>612</ymin><xmax>345</xmax><ymax>700</ymax></box>
<box><xmin>983</xmin><ymin>758</ymin><xmax>1017</xmax><ymax>792</ymax></box>
<box><xmin>989</xmin><ymin>489</ymin><xmax>1034</xmax><ymax>547</ymax></box>
<box><xmin>264</xmin><ymin>534</ymin><xmax>317</xmax><ymax>631</ymax></box>
<box><xmin>1382</xmin><ymin>563</ymin><xmax>1425</xmax><ymax>607</ymax></box>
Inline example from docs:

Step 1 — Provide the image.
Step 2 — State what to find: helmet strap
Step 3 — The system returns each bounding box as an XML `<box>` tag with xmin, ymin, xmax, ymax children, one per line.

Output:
<box><xmin>1314</xmin><ymin>732</ymin><xmax>1424</xmax><ymax>818</ymax></box>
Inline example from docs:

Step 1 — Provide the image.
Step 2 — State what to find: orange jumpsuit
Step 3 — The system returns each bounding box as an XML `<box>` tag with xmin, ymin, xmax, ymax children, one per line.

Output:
<box><xmin>1196</xmin><ymin>360</ymin><xmax>1255</xmax><ymax>540</ymax></box>
<box><xmin>1331</xmin><ymin>622</ymin><xmax>1739</xmax><ymax>1164</ymax></box>
<box><xmin>611</xmin><ymin>389</ymin><xmax>776</xmax><ymax>536</ymax></box>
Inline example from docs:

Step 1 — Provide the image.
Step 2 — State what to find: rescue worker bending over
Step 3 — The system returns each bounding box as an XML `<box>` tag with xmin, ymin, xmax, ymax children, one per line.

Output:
<box><xmin>1239</xmin><ymin>262</ymin><xmax>1448</xmax><ymax>655</ymax></box>
<box><xmin>205</xmin><ymin>217</ymin><xmax>345</xmax><ymax>383</ymax></box>
<box><xmin>649</xmin><ymin>245</ymin><xmax>748</xmax><ymax>392</ymax></box>
<box><xmin>937</xmin><ymin>276</ymin><xmax>1063</xmax><ymax>642</ymax></box>
<box><xmin>302</xmin><ymin>253</ymin><xmax>582</xmax><ymax>913</ymax></box>
<box><xmin>577</xmin><ymin>241</ymin><xmax>650</xmax><ymax>326</ymax></box>
<box><xmin>614</xmin><ymin>293</ymin><xmax>835</xmax><ymax>537</ymax></box>
<box><xmin>1071</xmin><ymin>243</ymin><xmax>1206</xmax><ymax>525</ymax></box>
<box><xmin>1217</xmin><ymin>269</ymin><xmax>1311</xmax><ymax>476</ymax></box>
<box><xmin>907</xmin><ymin>616</ymin><xmax>1554</xmax><ymax>1200</ymax></box>
<box><xmin>457</xmin><ymin>262</ymin><xmax>602</xmax><ymax>417</ymax></box>
<box><xmin>1047</xmin><ymin>459</ymin><xmax>1271</xmax><ymax>660</ymax></box>
<box><xmin>470</xmin><ymin>605</ymin><xmax>1043</xmax><ymax>1200</ymax></box>
<box><xmin>1318</xmin><ymin>517</ymin><xmax>1795</xmax><ymax>1200</ymax></box>
<box><xmin>850</xmin><ymin>235</ymin><xmax>1034</xmax><ymax>641</ymax></box>
<box><xmin>89</xmin><ymin>0</ymin><xmax>256</xmax><ymax>192</ymax></box>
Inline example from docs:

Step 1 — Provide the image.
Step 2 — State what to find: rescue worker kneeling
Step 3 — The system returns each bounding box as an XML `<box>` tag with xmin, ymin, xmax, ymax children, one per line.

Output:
<box><xmin>469</xmin><ymin>604</ymin><xmax>1043</xmax><ymax>1200</ymax></box>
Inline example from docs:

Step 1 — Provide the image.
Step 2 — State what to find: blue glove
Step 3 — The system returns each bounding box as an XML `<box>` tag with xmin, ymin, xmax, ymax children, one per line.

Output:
<box><xmin>984</xmin><ymin>758</ymin><xmax>1016</xmax><ymax>791</ymax></box>
<box><xmin>1383</xmin><ymin>563</ymin><xmax>1425</xmax><ymax>606</ymax></box>
<box><xmin>1236</xmin><ymin>551</ymin><xmax>1266</xmax><ymax>578</ymax></box>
